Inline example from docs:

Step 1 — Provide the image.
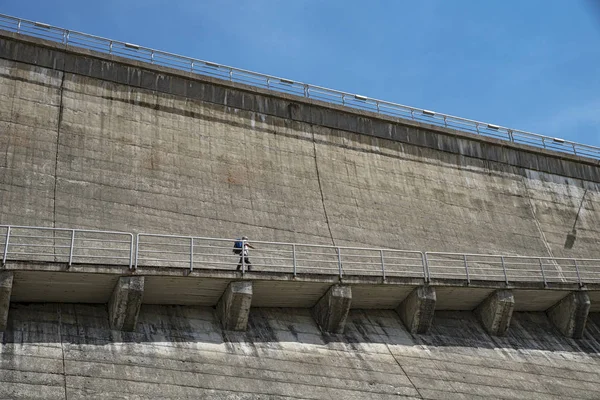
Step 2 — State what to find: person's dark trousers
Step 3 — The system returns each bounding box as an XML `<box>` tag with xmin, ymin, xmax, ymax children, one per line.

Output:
<box><xmin>236</xmin><ymin>257</ymin><xmax>252</xmax><ymax>271</ymax></box>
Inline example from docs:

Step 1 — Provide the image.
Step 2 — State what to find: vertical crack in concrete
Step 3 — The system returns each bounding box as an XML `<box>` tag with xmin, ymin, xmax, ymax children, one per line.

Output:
<box><xmin>57</xmin><ymin>305</ymin><xmax>69</xmax><ymax>400</ymax></box>
<box><xmin>53</xmin><ymin>72</ymin><xmax>66</xmax><ymax>229</ymax></box>
<box><xmin>521</xmin><ymin>177</ymin><xmax>565</xmax><ymax>281</ymax></box>
<box><xmin>311</xmin><ymin>129</ymin><xmax>336</xmax><ymax>247</ymax></box>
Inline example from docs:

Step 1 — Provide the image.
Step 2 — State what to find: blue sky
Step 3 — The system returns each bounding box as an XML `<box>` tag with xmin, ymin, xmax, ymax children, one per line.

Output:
<box><xmin>2</xmin><ymin>1</ymin><xmax>600</xmax><ymax>146</ymax></box>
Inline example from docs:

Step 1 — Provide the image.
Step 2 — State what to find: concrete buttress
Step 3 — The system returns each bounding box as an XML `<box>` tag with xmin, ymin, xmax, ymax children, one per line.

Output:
<box><xmin>546</xmin><ymin>291</ymin><xmax>590</xmax><ymax>338</ymax></box>
<box><xmin>217</xmin><ymin>281</ymin><xmax>253</xmax><ymax>331</ymax></box>
<box><xmin>108</xmin><ymin>276</ymin><xmax>145</xmax><ymax>331</ymax></box>
<box><xmin>396</xmin><ymin>286</ymin><xmax>436</xmax><ymax>334</ymax></box>
<box><xmin>0</xmin><ymin>271</ymin><xmax>13</xmax><ymax>331</ymax></box>
<box><xmin>311</xmin><ymin>285</ymin><xmax>352</xmax><ymax>334</ymax></box>
<box><xmin>474</xmin><ymin>289</ymin><xmax>515</xmax><ymax>336</ymax></box>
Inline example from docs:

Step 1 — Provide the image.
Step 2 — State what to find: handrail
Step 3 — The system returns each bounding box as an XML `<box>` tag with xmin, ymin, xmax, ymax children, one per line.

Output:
<box><xmin>0</xmin><ymin>13</ymin><xmax>598</xmax><ymax>160</ymax></box>
<box><xmin>2</xmin><ymin>224</ymin><xmax>600</xmax><ymax>287</ymax></box>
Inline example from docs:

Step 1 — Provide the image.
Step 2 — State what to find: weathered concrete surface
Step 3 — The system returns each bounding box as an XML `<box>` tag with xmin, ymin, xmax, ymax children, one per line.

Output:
<box><xmin>311</xmin><ymin>284</ymin><xmax>352</xmax><ymax>333</ymax></box>
<box><xmin>0</xmin><ymin>270</ymin><xmax>13</xmax><ymax>331</ymax></box>
<box><xmin>397</xmin><ymin>286</ymin><xmax>436</xmax><ymax>334</ymax></box>
<box><xmin>474</xmin><ymin>289</ymin><xmax>514</xmax><ymax>336</ymax></box>
<box><xmin>1</xmin><ymin>32</ymin><xmax>600</xmax><ymax>272</ymax></box>
<box><xmin>216</xmin><ymin>280</ymin><xmax>252</xmax><ymax>331</ymax></box>
<box><xmin>4</xmin><ymin>303</ymin><xmax>600</xmax><ymax>399</ymax></box>
<box><xmin>547</xmin><ymin>291</ymin><xmax>591</xmax><ymax>338</ymax></box>
<box><xmin>108</xmin><ymin>276</ymin><xmax>144</xmax><ymax>331</ymax></box>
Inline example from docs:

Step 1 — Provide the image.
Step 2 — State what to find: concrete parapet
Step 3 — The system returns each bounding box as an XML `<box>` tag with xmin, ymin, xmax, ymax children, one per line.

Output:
<box><xmin>546</xmin><ymin>291</ymin><xmax>590</xmax><ymax>338</ymax></box>
<box><xmin>396</xmin><ymin>286</ymin><xmax>436</xmax><ymax>334</ymax></box>
<box><xmin>0</xmin><ymin>271</ymin><xmax>13</xmax><ymax>331</ymax></box>
<box><xmin>474</xmin><ymin>289</ymin><xmax>514</xmax><ymax>336</ymax></box>
<box><xmin>311</xmin><ymin>285</ymin><xmax>352</xmax><ymax>334</ymax></box>
<box><xmin>217</xmin><ymin>281</ymin><xmax>253</xmax><ymax>331</ymax></box>
<box><xmin>108</xmin><ymin>276</ymin><xmax>145</xmax><ymax>332</ymax></box>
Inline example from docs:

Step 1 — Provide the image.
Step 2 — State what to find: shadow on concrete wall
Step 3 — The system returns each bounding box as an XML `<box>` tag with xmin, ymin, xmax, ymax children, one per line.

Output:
<box><xmin>3</xmin><ymin>303</ymin><xmax>600</xmax><ymax>357</ymax></box>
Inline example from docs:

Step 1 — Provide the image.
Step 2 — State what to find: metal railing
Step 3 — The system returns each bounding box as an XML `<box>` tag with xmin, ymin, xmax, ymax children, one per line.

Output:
<box><xmin>0</xmin><ymin>225</ymin><xmax>134</xmax><ymax>268</ymax></box>
<box><xmin>135</xmin><ymin>233</ymin><xmax>426</xmax><ymax>279</ymax></box>
<box><xmin>3</xmin><ymin>225</ymin><xmax>600</xmax><ymax>287</ymax></box>
<box><xmin>0</xmin><ymin>13</ymin><xmax>599</xmax><ymax>160</ymax></box>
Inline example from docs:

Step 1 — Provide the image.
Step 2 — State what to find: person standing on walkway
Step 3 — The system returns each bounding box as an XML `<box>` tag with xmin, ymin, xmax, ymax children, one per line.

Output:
<box><xmin>235</xmin><ymin>236</ymin><xmax>255</xmax><ymax>271</ymax></box>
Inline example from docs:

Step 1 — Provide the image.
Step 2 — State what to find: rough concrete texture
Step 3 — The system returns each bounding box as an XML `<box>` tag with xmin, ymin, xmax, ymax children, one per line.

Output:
<box><xmin>3</xmin><ymin>304</ymin><xmax>600</xmax><ymax>399</ymax></box>
<box><xmin>547</xmin><ymin>291</ymin><xmax>591</xmax><ymax>338</ymax></box>
<box><xmin>397</xmin><ymin>286</ymin><xmax>436</xmax><ymax>334</ymax></box>
<box><xmin>474</xmin><ymin>289</ymin><xmax>515</xmax><ymax>336</ymax></box>
<box><xmin>311</xmin><ymin>284</ymin><xmax>352</xmax><ymax>333</ymax></box>
<box><xmin>0</xmin><ymin>270</ymin><xmax>13</xmax><ymax>331</ymax></box>
<box><xmin>216</xmin><ymin>280</ymin><xmax>253</xmax><ymax>331</ymax></box>
<box><xmin>0</xmin><ymin>36</ymin><xmax>600</xmax><ymax>268</ymax></box>
<box><xmin>108</xmin><ymin>276</ymin><xmax>144</xmax><ymax>332</ymax></box>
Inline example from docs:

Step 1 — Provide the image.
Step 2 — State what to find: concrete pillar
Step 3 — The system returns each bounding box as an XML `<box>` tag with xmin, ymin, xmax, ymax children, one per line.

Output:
<box><xmin>474</xmin><ymin>289</ymin><xmax>514</xmax><ymax>336</ymax></box>
<box><xmin>311</xmin><ymin>285</ymin><xmax>352</xmax><ymax>334</ymax></box>
<box><xmin>217</xmin><ymin>281</ymin><xmax>253</xmax><ymax>331</ymax></box>
<box><xmin>396</xmin><ymin>286</ymin><xmax>436</xmax><ymax>334</ymax></box>
<box><xmin>108</xmin><ymin>276</ymin><xmax>144</xmax><ymax>332</ymax></box>
<box><xmin>547</xmin><ymin>291</ymin><xmax>590</xmax><ymax>339</ymax></box>
<box><xmin>0</xmin><ymin>271</ymin><xmax>13</xmax><ymax>332</ymax></box>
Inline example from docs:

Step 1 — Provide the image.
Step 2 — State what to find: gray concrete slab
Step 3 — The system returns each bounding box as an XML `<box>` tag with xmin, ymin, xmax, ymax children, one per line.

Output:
<box><xmin>474</xmin><ymin>289</ymin><xmax>514</xmax><ymax>336</ymax></box>
<box><xmin>546</xmin><ymin>291</ymin><xmax>590</xmax><ymax>338</ymax></box>
<box><xmin>396</xmin><ymin>286</ymin><xmax>436</xmax><ymax>334</ymax></box>
<box><xmin>0</xmin><ymin>271</ymin><xmax>13</xmax><ymax>331</ymax></box>
<box><xmin>216</xmin><ymin>281</ymin><xmax>252</xmax><ymax>331</ymax></box>
<box><xmin>108</xmin><ymin>276</ymin><xmax>144</xmax><ymax>331</ymax></box>
<box><xmin>312</xmin><ymin>285</ymin><xmax>352</xmax><ymax>333</ymax></box>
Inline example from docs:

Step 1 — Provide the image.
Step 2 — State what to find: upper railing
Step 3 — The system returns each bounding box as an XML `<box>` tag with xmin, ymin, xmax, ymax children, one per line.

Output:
<box><xmin>2</xmin><ymin>225</ymin><xmax>600</xmax><ymax>287</ymax></box>
<box><xmin>1</xmin><ymin>14</ymin><xmax>599</xmax><ymax>160</ymax></box>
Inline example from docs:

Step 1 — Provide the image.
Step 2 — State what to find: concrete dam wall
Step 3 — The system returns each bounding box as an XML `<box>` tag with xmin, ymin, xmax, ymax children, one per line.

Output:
<box><xmin>1</xmin><ymin>31</ymin><xmax>600</xmax><ymax>258</ymax></box>
<box><xmin>2</xmin><ymin>29</ymin><xmax>600</xmax><ymax>399</ymax></box>
<box><xmin>4</xmin><ymin>303</ymin><xmax>600</xmax><ymax>399</ymax></box>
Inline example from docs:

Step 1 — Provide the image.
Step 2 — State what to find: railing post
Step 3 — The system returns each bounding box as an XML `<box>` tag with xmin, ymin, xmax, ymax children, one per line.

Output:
<box><xmin>539</xmin><ymin>258</ymin><xmax>547</xmax><ymax>287</ymax></box>
<box><xmin>292</xmin><ymin>244</ymin><xmax>297</xmax><ymax>277</ymax></box>
<box><xmin>376</xmin><ymin>101</ymin><xmax>380</xmax><ymax>113</ymax></box>
<box><xmin>337</xmin><ymin>247</ymin><xmax>343</xmax><ymax>278</ymax></box>
<box><xmin>241</xmin><ymin>239</ymin><xmax>246</xmax><ymax>275</ymax></box>
<box><xmin>68</xmin><ymin>229</ymin><xmax>75</xmax><ymax>267</ymax></box>
<box><xmin>151</xmin><ymin>50</ymin><xmax>154</xmax><ymax>64</ymax></box>
<box><xmin>266</xmin><ymin>78</ymin><xmax>270</xmax><ymax>89</ymax></box>
<box><xmin>541</xmin><ymin>137</ymin><xmax>546</xmax><ymax>149</ymax></box>
<box><xmin>304</xmin><ymin>84</ymin><xmax>309</xmax><ymax>98</ymax></box>
<box><xmin>229</xmin><ymin>68</ymin><xmax>233</xmax><ymax>81</ymax></box>
<box><xmin>508</xmin><ymin>130</ymin><xmax>514</xmax><ymax>142</ymax></box>
<box><xmin>17</xmin><ymin>20</ymin><xmax>21</xmax><ymax>34</ymax></box>
<box><xmin>190</xmin><ymin>237</ymin><xmax>194</xmax><ymax>272</ymax></box>
<box><xmin>190</xmin><ymin>60</ymin><xmax>194</xmax><ymax>72</ymax></box>
<box><xmin>2</xmin><ymin>226</ymin><xmax>11</xmax><ymax>266</ymax></box>
<box><xmin>501</xmin><ymin>256</ymin><xmax>508</xmax><ymax>285</ymax></box>
<box><xmin>109</xmin><ymin>41</ymin><xmax>113</xmax><ymax>54</ymax></box>
<box><xmin>128</xmin><ymin>234</ymin><xmax>134</xmax><ymax>270</ymax></box>
<box><xmin>422</xmin><ymin>252</ymin><xmax>430</xmax><ymax>282</ymax></box>
<box><xmin>134</xmin><ymin>234</ymin><xmax>140</xmax><ymax>270</ymax></box>
<box><xmin>464</xmin><ymin>254</ymin><xmax>470</xmax><ymax>284</ymax></box>
<box><xmin>380</xmin><ymin>250</ymin><xmax>386</xmax><ymax>281</ymax></box>
<box><xmin>443</xmin><ymin>116</ymin><xmax>447</xmax><ymax>127</ymax></box>
<box><xmin>341</xmin><ymin>94</ymin><xmax>345</xmax><ymax>106</ymax></box>
<box><xmin>572</xmin><ymin>143</ymin><xmax>577</xmax><ymax>156</ymax></box>
<box><xmin>573</xmin><ymin>258</ymin><xmax>582</xmax><ymax>287</ymax></box>
<box><xmin>475</xmin><ymin>123</ymin><xmax>480</xmax><ymax>134</ymax></box>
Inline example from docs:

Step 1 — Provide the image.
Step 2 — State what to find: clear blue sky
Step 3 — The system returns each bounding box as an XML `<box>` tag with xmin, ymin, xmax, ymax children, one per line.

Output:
<box><xmin>2</xmin><ymin>1</ymin><xmax>600</xmax><ymax>146</ymax></box>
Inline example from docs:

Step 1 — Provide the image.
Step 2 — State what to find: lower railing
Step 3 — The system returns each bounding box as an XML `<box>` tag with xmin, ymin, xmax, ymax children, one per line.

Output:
<box><xmin>2</xmin><ymin>225</ymin><xmax>600</xmax><ymax>286</ymax></box>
